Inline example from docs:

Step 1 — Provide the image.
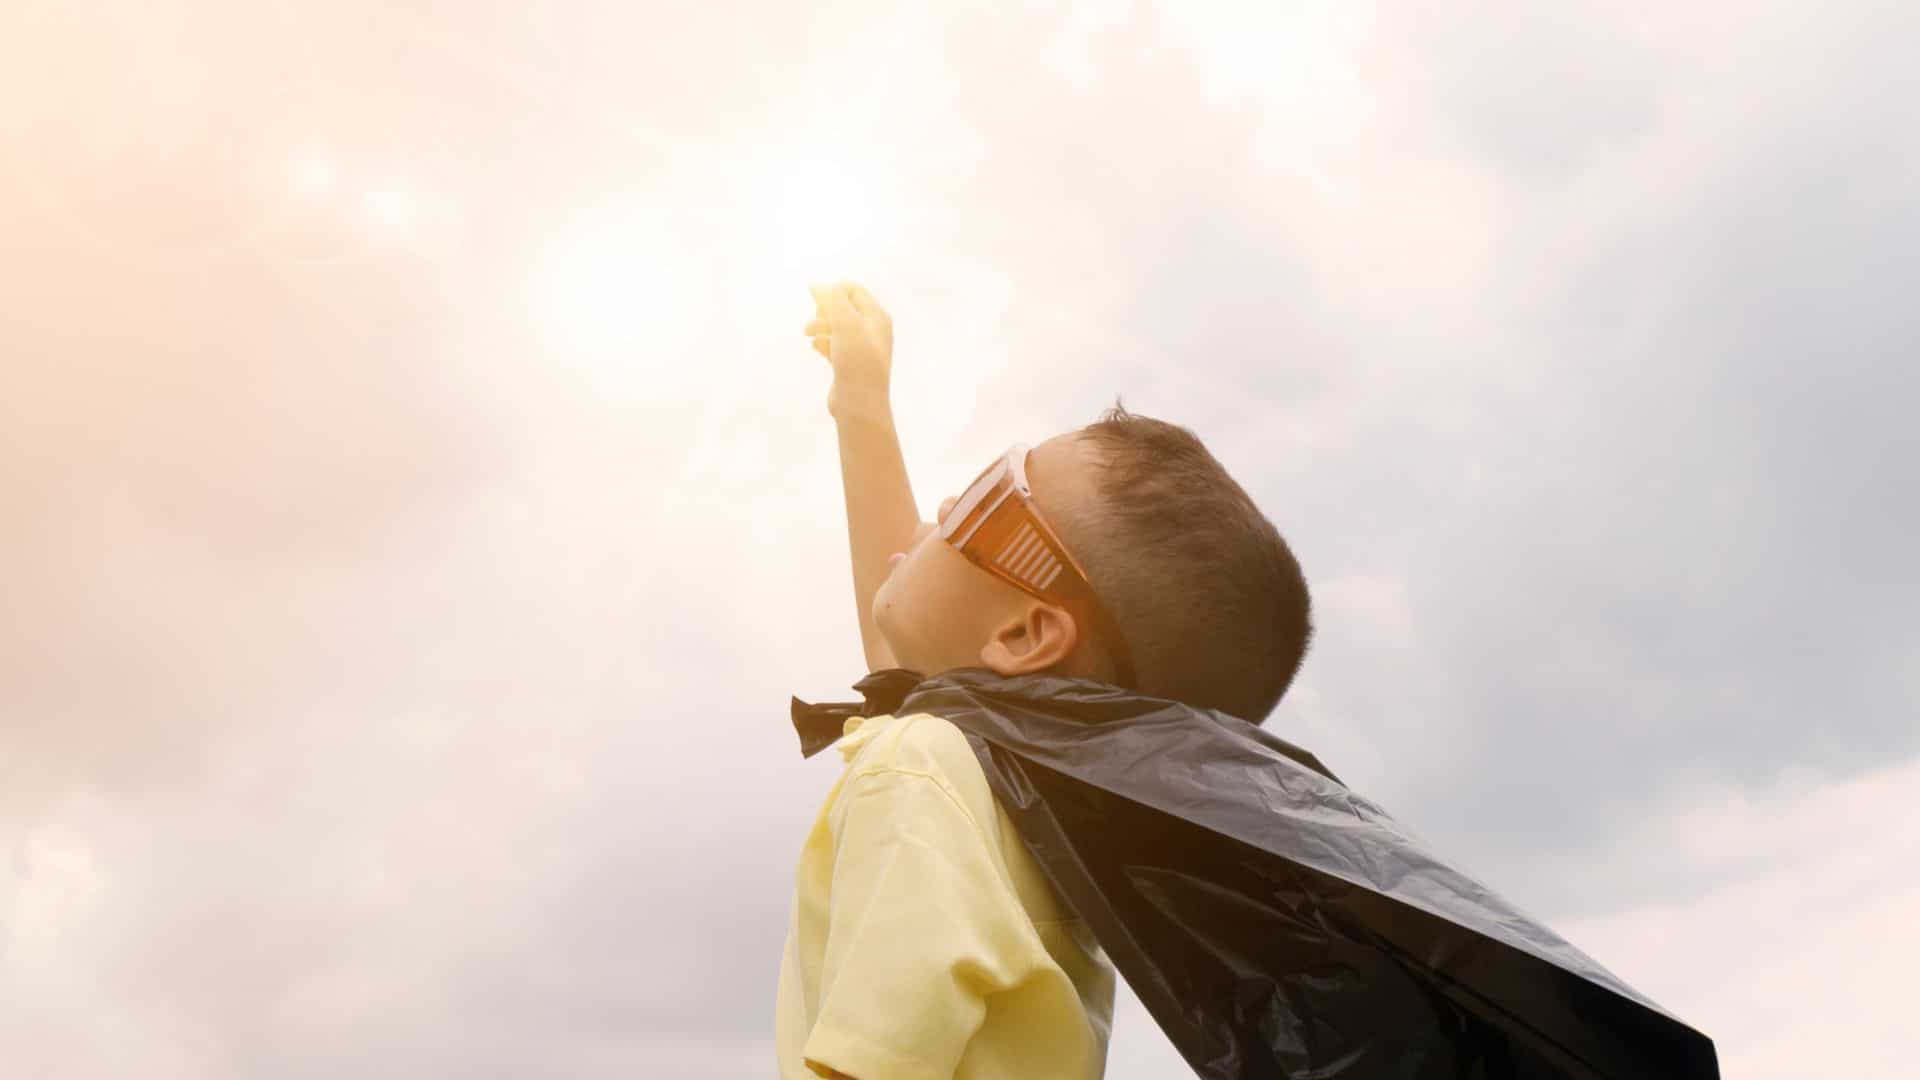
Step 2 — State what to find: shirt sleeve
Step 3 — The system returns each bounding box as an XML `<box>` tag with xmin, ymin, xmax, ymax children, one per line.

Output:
<box><xmin>801</xmin><ymin>765</ymin><xmax>1042</xmax><ymax>1080</ymax></box>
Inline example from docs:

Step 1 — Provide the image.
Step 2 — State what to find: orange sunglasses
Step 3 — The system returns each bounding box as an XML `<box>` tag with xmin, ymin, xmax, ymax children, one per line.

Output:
<box><xmin>937</xmin><ymin>443</ymin><xmax>1138</xmax><ymax>689</ymax></box>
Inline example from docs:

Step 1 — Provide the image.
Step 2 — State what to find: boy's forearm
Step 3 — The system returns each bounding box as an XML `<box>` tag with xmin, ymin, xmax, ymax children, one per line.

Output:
<box><xmin>830</xmin><ymin>386</ymin><xmax>925</xmax><ymax>672</ymax></box>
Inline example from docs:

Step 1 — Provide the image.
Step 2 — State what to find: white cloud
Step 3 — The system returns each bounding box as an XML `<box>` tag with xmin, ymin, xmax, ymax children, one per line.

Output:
<box><xmin>1556</xmin><ymin>758</ymin><xmax>1920</xmax><ymax>1079</ymax></box>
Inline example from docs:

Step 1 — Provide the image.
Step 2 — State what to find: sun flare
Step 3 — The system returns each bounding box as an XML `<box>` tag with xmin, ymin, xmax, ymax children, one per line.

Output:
<box><xmin>719</xmin><ymin>140</ymin><xmax>912</xmax><ymax>338</ymax></box>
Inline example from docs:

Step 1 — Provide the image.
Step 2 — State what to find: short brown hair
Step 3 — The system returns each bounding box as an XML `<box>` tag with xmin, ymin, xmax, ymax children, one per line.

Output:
<box><xmin>1063</xmin><ymin>398</ymin><xmax>1313</xmax><ymax>724</ymax></box>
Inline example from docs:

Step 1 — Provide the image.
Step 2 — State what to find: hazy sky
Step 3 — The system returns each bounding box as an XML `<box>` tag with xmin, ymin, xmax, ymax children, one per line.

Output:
<box><xmin>3</xmin><ymin>1</ymin><xmax>1915</xmax><ymax>1077</ymax></box>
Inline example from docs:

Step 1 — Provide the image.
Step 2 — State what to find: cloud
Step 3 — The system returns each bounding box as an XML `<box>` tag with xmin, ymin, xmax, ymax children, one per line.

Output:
<box><xmin>1554</xmin><ymin>757</ymin><xmax>1920</xmax><ymax>1079</ymax></box>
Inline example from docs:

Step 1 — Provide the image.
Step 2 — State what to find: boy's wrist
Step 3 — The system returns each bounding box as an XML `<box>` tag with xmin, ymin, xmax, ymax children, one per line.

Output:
<box><xmin>828</xmin><ymin>381</ymin><xmax>894</xmax><ymax>428</ymax></box>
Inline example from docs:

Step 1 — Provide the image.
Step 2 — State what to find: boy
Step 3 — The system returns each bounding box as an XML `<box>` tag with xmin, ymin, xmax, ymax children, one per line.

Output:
<box><xmin>775</xmin><ymin>282</ymin><xmax>1314</xmax><ymax>1079</ymax></box>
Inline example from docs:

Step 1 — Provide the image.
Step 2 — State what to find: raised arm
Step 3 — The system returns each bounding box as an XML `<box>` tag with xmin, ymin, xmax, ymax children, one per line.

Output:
<box><xmin>806</xmin><ymin>283</ymin><xmax>929</xmax><ymax>673</ymax></box>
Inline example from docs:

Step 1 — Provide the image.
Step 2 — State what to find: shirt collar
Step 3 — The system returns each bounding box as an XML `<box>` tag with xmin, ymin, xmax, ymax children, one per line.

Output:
<box><xmin>834</xmin><ymin>713</ymin><xmax>894</xmax><ymax>762</ymax></box>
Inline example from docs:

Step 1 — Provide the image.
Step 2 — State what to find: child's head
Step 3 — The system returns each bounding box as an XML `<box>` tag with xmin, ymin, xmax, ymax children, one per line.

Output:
<box><xmin>873</xmin><ymin>400</ymin><xmax>1313</xmax><ymax>724</ymax></box>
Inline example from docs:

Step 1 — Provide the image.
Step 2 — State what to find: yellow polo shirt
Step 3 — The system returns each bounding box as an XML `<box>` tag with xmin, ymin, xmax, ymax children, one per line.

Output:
<box><xmin>775</xmin><ymin>710</ymin><xmax>1116</xmax><ymax>1080</ymax></box>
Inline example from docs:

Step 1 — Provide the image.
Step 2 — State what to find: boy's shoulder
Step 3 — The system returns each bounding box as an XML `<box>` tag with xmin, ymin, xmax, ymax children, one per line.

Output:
<box><xmin>844</xmin><ymin>711</ymin><xmax>978</xmax><ymax>779</ymax></box>
<box><xmin>837</xmin><ymin>712</ymin><xmax>1010</xmax><ymax>842</ymax></box>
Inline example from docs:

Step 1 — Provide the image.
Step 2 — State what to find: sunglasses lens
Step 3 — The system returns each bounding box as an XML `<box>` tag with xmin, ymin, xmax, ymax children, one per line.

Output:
<box><xmin>941</xmin><ymin>457</ymin><xmax>1007</xmax><ymax>540</ymax></box>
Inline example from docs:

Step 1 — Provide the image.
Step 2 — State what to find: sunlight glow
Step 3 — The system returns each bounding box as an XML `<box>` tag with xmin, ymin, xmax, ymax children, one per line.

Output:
<box><xmin>765</xmin><ymin>153</ymin><xmax>899</xmax><ymax>284</ymax></box>
<box><xmin>720</xmin><ymin>141</ymin><xmax>911</xmax><ymax>340</ymax></box>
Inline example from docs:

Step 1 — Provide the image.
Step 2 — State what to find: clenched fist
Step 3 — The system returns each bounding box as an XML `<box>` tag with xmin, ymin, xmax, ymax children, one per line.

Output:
<box><xmin>805</xmin><ymin>282</ymin><xmax>894</xmax><ymax>417</ymax></box>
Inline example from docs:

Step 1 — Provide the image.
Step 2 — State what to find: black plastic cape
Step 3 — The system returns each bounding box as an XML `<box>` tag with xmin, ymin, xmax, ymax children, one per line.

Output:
<box><xmin>791</xmin><ymin>666</ymin><xmax>1719</xmax><ymax>1079</ymax></box>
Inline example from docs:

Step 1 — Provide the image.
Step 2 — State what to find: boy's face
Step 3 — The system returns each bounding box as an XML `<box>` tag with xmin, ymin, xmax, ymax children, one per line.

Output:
<box><xmin>873</xmin><ymin>431</ymin><xmax>1104</xmax><ymax>680</ymax></box>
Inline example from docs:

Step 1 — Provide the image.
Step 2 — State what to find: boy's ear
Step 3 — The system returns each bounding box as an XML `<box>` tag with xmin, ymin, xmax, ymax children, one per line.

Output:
<box><xmin>979</xmin><ymin>602</ymin><xmax>1082</xmax><ymax>677</ymax></box>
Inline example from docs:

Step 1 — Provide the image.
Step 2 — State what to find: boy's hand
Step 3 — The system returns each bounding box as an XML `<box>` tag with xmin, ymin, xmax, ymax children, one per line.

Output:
<box><xmin>805</xmin><ymin>282</ymin><xmax>893</xmax><ymax>416</ymax></box>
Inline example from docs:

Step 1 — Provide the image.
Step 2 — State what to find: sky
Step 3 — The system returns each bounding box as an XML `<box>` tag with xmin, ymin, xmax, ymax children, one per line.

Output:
<box><xmin>1</xmin><ymin>1</ymin><xmax>1915</xmax><ymax>1076</ymax></box>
